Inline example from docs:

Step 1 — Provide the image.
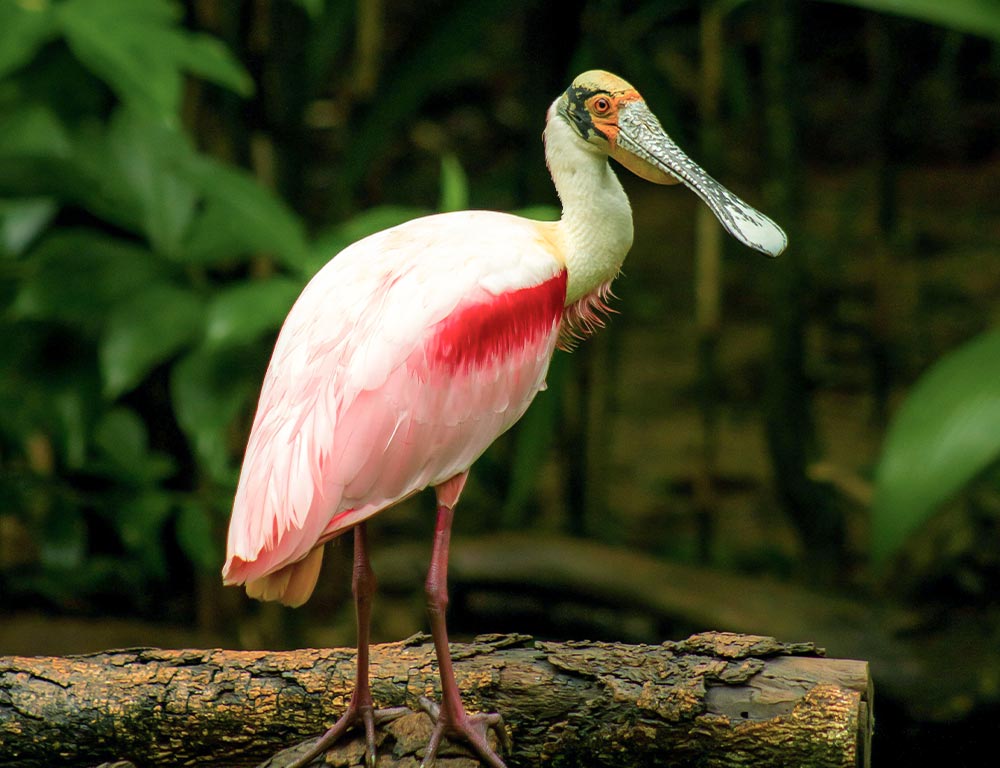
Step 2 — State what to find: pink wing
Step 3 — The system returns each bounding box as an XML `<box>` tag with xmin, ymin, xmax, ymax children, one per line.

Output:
<box><xmin>223</xmin><ymin>211</ymin><xmax>566</xmax><ymax>601</ymax></box>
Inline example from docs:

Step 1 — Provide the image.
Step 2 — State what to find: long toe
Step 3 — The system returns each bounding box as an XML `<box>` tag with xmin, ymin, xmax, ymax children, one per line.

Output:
<box><xmin>417</xmin><ymin>697</ymin><xmax>509</xmax><ymax>768</ymax></box>
<box><xmin>363</xmin><ymin>706</ymin><xmax>410</xmax><ymax>768</ymax></box>
<box><xmin>273</xmin><ymin>703</ymin><xmax>410</xmax><ymax>768</ymax></box>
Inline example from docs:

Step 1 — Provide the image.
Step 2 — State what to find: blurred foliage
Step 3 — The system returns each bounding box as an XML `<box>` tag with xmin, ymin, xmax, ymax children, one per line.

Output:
<box><xmin>828</xmin><ymin>0</ymin><xmax>1000</xmax><ymax>41</ymax></box>
<box><xmin>872</xmin><ymin>329</ymin><xmax>1000</xmax><ymax>564</ymax></box>
<box><xmin>0</xmin><ymin>0</ymin><xmax>274</xmax><ymax>609</ymax></box>
<box><xmin>0</xmin><ymin>0</ymin><xmax>569</xmax><ymax>616</ymax></box>
<box><xmin>0</xmin><ymin>0</ymin><xmax>435</xmax><ymax>611</ymax></box>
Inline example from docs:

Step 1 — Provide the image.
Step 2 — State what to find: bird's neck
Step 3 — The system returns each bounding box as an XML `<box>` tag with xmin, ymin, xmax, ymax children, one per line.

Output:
<box><xmin>544</xmin><ymin>107</ymin><xmax>634</xmax><ymax>305</ymax></box>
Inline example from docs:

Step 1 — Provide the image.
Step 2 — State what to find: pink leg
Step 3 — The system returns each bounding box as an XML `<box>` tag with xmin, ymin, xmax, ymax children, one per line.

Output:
<box><xmin>284</xmin><ymin>523</ymin><xmax>407</xmax><ymax>768</ymax></box>
<box><xmin>419</xmin><ymin>504</ymin><xmax>510</xmax><ymax>768</ymax></box>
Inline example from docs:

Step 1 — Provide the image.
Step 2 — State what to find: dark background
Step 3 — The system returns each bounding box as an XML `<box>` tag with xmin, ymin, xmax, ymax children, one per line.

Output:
<box><xmin>1</xmin><ymin>0</ymin><xmax>999</xmax><ymax>765</ymax></box>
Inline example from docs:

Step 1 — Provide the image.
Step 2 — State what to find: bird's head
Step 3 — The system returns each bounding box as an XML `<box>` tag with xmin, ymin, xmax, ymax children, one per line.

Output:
<box><xmin>552</xmin><ymin>70</ymin><xmax>788</xmax><ymax>257</ymax></box>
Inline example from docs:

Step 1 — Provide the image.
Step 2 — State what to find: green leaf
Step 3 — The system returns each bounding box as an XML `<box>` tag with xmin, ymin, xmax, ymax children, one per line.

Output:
<box><xmin>100</xmin><ymin>283</ymin><xmax>205</xmax><ymax>398</ymax></box>
<box><xmin>54</xmin><ymin>388</ymin><xmax>88</xmax><ymax>470</ymax></box>
<box><xmin>0</xmin><ymin>114</ymin><xmax>144</xmax><ymax>232</ymax></box>
<box><xmin>171</xmin><ymin>345</ymin><xmax>261</xmax><ymax>433</ymax></box>
<box><xmin>0</xmin><ymin>105</ymin><xmax>72</xmax><ymax>159</ymax></box>
<box><xmin>0</xmin><ymin>0</ymin><xmax>56</xmax><ymax>79</ymax></box>
<box><xmin>182</xmin><ymin>157</ymin><xmax>309</xmax><ymax>270</ymax></box>
<box><xmin>438</xmin><ymin>153</ymin><xmax>469</xmax><ymax>213</ymax></box>
<box><xmin>57</xmin><ymin>0</ymin><xmax>252</xmax><ymax>122</ymax></box>
<box><xmin>116</xmin><ymin>490</ymin><xmax>172</xmax><ymax>577</ymax></box>
<box><xmin>171</xmin><ymin>343</ymin><xmax>265</xmax><ymax>482</ymax></box>
<box><xmin>58</xmin><ymin>0</ymin><xmax>182</xmax><ymax>122</ymax></box>
<box><xmin>822</xmin><ymin>0</ymin><xmax>1000</xmax><ymax>41</ymax></box>
<box><xmin>0</xmin><ymin>197</ymin><xmax>58</xmax><ymax>257</ymax></box>
<box><xmin>205</xmin><ymin>277</ymin><xmax>302</xmax><ymax>348</ymax></box>
<box><xmin>14</xmin><ymin>230</ymin><xmax>166</xmax><ymax>332</ymax></box>
<box><xmin>92</xmin><ymin>406</ymin><xmax>175</xmax><ymax>483</ymax></box>
<box><xmin>106</xmin><ymin>108</ymin><xmax>197</xmax><ymax>258</ymax></box>
<box><xmin>93</xmin><ymin>407</ymin><xmax>151</xmax><ymax>469</ymax></box>
<box><xmin>53</xmin><ymin>121</ymin><xmax>145</xmax><ymax>231</ymax></box>
<box><xmin>176</xmin><ymin>501</ymin><xmax>220</xmax><ymax>572</ymax></box>
<box><xmin>292</xmin><ymin>0</ymin><xmax>328</xmax><ymax>18</ymax></box>
<box><xmin>872</xmin><ymin>329</ymin><xmax>1000</xmax><ymax>563</ymax></box>
<box><xmin>178</xmin><ymin>202</ymin><xmax>249</xmax><ymax>265</ymax></box>
<box><xmin>40</xmin><ymin>500</ymin><xmax>87</xmax><ymax>570</ymax></box>
<box><xmin>0</xmin><ymin>321</ymin><xmax>103</xmax><ymax>463</ymax></box>
<box><xmin>166</xmin><ymin>30</ymin><xmax>254</xmax><ymax>97</ymax></box>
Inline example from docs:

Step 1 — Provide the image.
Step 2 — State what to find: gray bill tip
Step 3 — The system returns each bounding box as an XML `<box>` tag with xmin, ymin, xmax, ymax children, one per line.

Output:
<box><xmin>616</xmin><ymin>101</ymin><xmax>788</xmax><ymax>257</ymax></box>
<box><xmin>718</xmin><ymin>193</ymin><xmax>788</xmax><ymax>258</ymax></box>
<box><xmin>669</xmin><ymin>161</ymin><xmax>788</xmax><ymax>258</ymax></box>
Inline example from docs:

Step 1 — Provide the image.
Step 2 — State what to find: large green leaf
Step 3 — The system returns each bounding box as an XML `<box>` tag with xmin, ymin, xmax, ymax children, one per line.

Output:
<box><xmin>176</xmin><ymin>500</ymin><xmax>221</xmax><ymax>572</ymax></box>
<box><xmin>100</xmin><ymin>283</ymin><xmax>205</xmax><ymax>398</ymax></box>
<box><xmin>0</xmin><ymin>105</ymin><xmax>71</xmax><ymax>159</ymax></box>
<box><xmin>52</xmin><ymin>387</ymin><xmax>90</xmax><ymax>470</ymax></box>
<box><xmin>821</xmin><ymin>0</ymin><xmax>1000</xmax><ymax>41</ymax></box>
<box><xmin>171</xmin><ymin>344</ymin><xmax>264</xmax><ymax>482</ymax></box>
<box><xmin>93</xmin><ymin>407</ymin><xmax>152</xmax><ymax>471</ymax></box>
<box><xmin>14</xmin><ymin>230</ymin><xmax>166</xmax><ymax>332</ymax></box>
<box><xmin>0</xmin><ymin>0</ymin><xmax>56</xmax><ymax>79</ymax></box>
<box><xmin>92</xmin><ymin>406</ymin><xmax>175</xmax><ymax>485</ymax></box>
<box><xmin>0</xmin><ymin>110</ymin><xmax>144</xmax><ymax>232</ymax></box>
<box><xmin>54</xmin><ymin>121</ymin><xmax>146</xmax><ymax>231</ymax></box>
<box><xmin>40</xmin><ymin>499</ymin><xmax>87</xmax><ymax>570</ymax></box>
<box><xmin>0</xmin><ymin>319</ymin><xmax>101</xmax><ymax>466</ymax></box>
<box><xmin>158</xmin><ymin>27</ymin><xmax>255</xmax><ymax>98</ymax></box>
<box><xmin>0</xmin><ymin>197</ymin><xmax>57</xmax><ymax>257</ymax></box>
<box><xmin>182</xmin><ymin>157</ymin><xmax>309</xmax><ymax>270</ymax></box>
<box><xmin>114</xmin><ymin>490</ymin><xmax>173</xmax><ymax>578</ymax></box>
<box><xmin>292</xmin><ymin>0</ymin><xmax>328</xmax><ymax>18</ymax></box>
<box><xmin>872</xmin><ymin>329</ymin><xmax>1000</xmax><ymax>563</ymax></box>
<box><xmin>57</xmin><ymin>0</ymin><xmax>252</xmax><ymax>123</ymax></box>
<box><xmin>205</xmin><ymin>277</ymin><xmax>302</xmax><ymax>348</ymax></box>
<box><xmin>106</xmin><ymin>108</ymin><xmax>197</xmax><ymax>258</ymax></box>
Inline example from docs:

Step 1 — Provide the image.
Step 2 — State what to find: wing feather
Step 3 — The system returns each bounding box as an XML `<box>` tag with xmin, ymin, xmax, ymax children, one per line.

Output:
<box><xmin>224</xmin><ymin>211</ymin><xmax>566</xmax><ymax>589</ymax></box>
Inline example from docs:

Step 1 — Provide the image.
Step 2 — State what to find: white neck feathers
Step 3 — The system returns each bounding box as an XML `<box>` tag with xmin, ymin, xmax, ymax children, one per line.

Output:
<box><xmin>544</xmin><ymin>103</ymin><xmax>634</xmax><ymax>305</ymax></box>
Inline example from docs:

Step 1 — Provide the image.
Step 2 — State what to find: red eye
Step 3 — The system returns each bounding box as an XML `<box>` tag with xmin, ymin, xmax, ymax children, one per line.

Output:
<box><xmin>592</xmin><ymin>96</ymin><xmax>612</xmax><ymax>115</ymax></box>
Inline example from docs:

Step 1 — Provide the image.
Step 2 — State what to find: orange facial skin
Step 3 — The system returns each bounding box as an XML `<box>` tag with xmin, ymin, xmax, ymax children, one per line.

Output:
<box><xmin>584</xmin><ymin>89</ymin><xmax>642</xmax><ymax>148</ymax></box>
<box><xmin>562</xmin><ymin>71</ymin><xmax>680</xmax><ymax>185</ymax></box>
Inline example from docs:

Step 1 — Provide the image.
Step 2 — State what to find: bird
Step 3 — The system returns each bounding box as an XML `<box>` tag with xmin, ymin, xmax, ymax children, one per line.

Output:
<box><xmin>222</xmin><ymin>70</ymin><xmax>786</xmax><ymax>768</ymax></box>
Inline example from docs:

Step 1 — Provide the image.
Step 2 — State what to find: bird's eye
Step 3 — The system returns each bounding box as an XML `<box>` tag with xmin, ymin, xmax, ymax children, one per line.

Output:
<box><xmin>592</xmin><ymin>96</ymin><xmax>612</xmax><ymax>116</ymax></box>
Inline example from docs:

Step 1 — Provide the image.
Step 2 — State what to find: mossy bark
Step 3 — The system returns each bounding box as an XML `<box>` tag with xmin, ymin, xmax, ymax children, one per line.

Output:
<box><xmin>0</xmin><ymin>631</ymin><xmax>870</xmax><ymax>768</ymax></box>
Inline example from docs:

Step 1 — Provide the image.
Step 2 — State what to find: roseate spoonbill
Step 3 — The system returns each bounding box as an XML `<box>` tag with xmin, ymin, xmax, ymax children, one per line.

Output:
<box><xmin>223</xmin><ymin>70</ymin><xmax>786</xmax><ymax>768</ymax></box>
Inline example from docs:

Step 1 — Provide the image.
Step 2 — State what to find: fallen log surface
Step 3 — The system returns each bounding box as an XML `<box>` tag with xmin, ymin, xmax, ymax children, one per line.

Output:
<box><xmin>0</xmin><ymin>631</ymin><xmax>871</xmax><ymax>768</ymax></box>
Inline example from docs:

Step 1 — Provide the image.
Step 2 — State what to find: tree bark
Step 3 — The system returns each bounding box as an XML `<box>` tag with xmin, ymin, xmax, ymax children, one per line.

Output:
<box><xmin>0</xmin><ymin>632</ymin><xmax>870</xmax><ymax>768</ymax></box>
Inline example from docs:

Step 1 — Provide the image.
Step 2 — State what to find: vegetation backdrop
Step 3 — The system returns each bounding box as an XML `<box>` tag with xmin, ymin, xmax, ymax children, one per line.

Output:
<box><xmin>1</xmin><ymin>0</ymin><xmax>998</xmax><ymax>765</ymax></box>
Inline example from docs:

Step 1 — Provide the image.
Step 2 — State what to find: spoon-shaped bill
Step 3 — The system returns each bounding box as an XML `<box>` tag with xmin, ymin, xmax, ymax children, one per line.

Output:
<box><xmin>614</xmin><ymin>101</ymin><xmax>788</xmax><ymax>257</ymax></box>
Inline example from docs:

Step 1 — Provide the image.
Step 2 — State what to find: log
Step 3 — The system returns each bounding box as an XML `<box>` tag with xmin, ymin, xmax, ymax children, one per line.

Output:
<box><xmin>0</xmin><ymin>632</ymin><xmax>871</xmax><ymax>768</ymax></box>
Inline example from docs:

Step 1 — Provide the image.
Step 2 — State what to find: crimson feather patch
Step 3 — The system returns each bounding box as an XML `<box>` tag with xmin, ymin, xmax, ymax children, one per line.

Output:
<box><xmin>425</xmin><ymin>271</ymin><xmax>567</xmax><ymax>374</ymax></box>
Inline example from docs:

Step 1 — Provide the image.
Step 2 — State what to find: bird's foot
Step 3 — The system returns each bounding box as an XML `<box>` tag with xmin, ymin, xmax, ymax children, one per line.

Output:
<box><xmin>273</xmin><ymin>698</ymin><xmax>409</xmax><ymax>768</ymax></box>
<box><xmin>417</xmin><ymin>696</ymin><xmax>510</xmax><ymax>768</ymax></box>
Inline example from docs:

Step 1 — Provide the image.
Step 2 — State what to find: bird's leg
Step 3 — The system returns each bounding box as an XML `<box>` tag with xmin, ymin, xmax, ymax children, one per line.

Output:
<box><xmin>419</xmin><ymin>503</ymin><xmax>510</xmax><ymax>768</ymax></box>
<box><xmin>283</xmin><ymin>523</ymin><xmax>408</xmax><ymax>768</ymax></box>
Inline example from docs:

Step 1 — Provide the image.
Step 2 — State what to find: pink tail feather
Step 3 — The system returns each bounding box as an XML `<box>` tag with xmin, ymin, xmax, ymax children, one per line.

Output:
<box><xmin>244</xmin><ymin>545</ymin><xmax>325</xmax><ymax>607</ymax></box>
